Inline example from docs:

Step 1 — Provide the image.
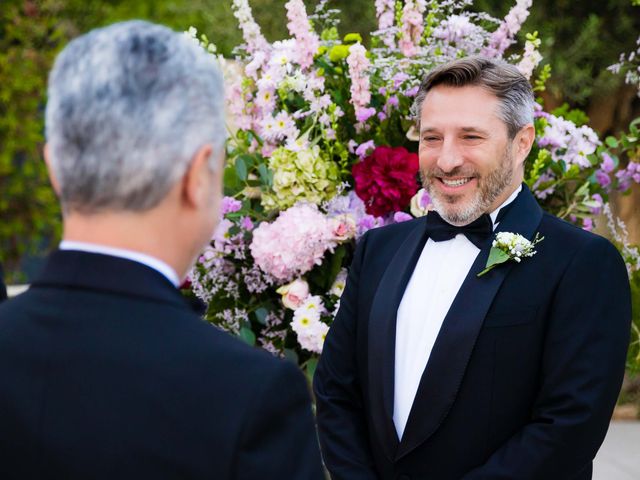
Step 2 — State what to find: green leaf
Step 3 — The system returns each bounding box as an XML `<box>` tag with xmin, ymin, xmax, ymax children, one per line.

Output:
<box><xmin>235</xmin><ymin>157</ymin><xmax>248</xmax><ymax>181</ymax></box>
<box><xmin>486</xmin><ymin>247</ymin><xmax>510</xmax><ymax>268</ymax></box>
<box><xmin>284</xmin><ymin>349</ymin><xmax>299</xmax><ymax>364</ymax></box>
<box><xmin>305</xmin><ymin>357</ymin><xmax>319</xmax><ymax>383</ymax></box>
<box><xmin>254</xmin><ymin>307</ymin><xmax>269</xmax><ymax>325</ymax></box>
<box><xmin>258</xmin><ymin>163</ymin><xmax>271</xmax><ymax>186</ymax></box>
<box><xmin>239</xmin><ymin>327</ymin><xmax>256</xmax><ymax>346</ymax></box>
<box><xmin>605</xmin><ymin>136</ymin><xmax>619</xmax><ymax>148</ymax></box>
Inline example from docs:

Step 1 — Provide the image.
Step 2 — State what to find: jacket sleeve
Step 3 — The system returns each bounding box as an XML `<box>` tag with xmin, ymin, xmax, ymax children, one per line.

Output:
<box><xmin>234</xmin><ymin>359</ymin><xmax>325</xmax><ymax>480</ymax></box>
<box><xmin>313</xmin><ymin>232</ymin><xmax>379</xmax><ymax>480</ymax></box>
<box><xmin>463</xmin><ymin>235</ymin><xmax>631</xmax><ymax>479</ymax></box>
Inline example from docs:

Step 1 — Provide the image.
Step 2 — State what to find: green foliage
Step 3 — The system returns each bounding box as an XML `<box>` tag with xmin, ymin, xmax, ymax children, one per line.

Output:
<box><xmin>0</xmin><ymin>1</ymin><xmax>65</xmax><ymax>279</ymax></box>
<box><xmin>550</xmin><ymin>103</ymin><xmax>590</xmax><ymax>126</ymax></box>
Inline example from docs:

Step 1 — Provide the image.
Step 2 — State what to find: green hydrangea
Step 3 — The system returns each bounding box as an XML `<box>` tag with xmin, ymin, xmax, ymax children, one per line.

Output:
<box><xmin>262</xmin><ymin>145</ymin><xmax>340</xmax><ymax>211</ymax></box>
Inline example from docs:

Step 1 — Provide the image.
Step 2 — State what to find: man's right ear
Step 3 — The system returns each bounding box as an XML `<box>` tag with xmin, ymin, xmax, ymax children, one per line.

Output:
<box><xmin>43</xmin><ymin>144</ymin><xmax>61</xmax><ymax>196</ymax></box>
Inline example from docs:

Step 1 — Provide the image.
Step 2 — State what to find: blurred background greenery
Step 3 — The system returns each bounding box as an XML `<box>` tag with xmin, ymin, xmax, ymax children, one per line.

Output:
<box><xmin>1</xmin><ymin>0</ymin><xmax>639</xmax><ymax>281</ymax></box>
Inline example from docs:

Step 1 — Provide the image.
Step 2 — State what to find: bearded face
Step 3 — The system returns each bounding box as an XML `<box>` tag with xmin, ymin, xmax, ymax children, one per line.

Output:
<box><xmin>417</xmin><ymin>85</ymin><xmax>525</xmax><ymax>226</ymax></box>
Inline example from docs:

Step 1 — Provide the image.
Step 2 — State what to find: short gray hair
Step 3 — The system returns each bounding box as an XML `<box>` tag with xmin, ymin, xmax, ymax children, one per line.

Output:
<box><xmin>45</xmin><ymin>20</ymin><xmax>226</xmax><ymax>213</ymax></box>
<box><xmin>411</xmin><ymin>56</ymin><xmax>534</xmax><ymax>138</ymax></box>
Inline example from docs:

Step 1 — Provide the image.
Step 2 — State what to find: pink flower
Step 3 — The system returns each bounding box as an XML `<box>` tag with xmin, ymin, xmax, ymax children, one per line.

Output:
<box><xmin>356</xmin><ymin>107</ymin><xmax>377</xmax><ymax>123</ymax></box>
<box><xmin>399</xmin><ymin>0</ymin><xmax>427</xmax><ymax>57</ymax></box>
<box><xmin>232</xmin><ymin>0</ymin><xmax>270</xmax><ymax>55</ymax></box>
<box><xmin>601</xmin><ymin>153</ymin><xmax>616</xmax><ymax>173</ymax></box>
<box><xmin>250</xmin><ymin>203</ymin><xmax>336</xmax><ymax>281</ymax></box>
<box><xmin>347</xmin><ymin>43</ymin><xmax>372</xmax><ymax>113</ymax></box>
<box><xmin>393</xmin><ymin>212</ymin><xmax>413</xmax><ymax>223</ymax></box>
<box><xmin>355</xmin><ymin>140</ymin><xmax>376</xmax><ymax>159</ymax></box>
<box><xmin>276</xmin><ymin>278</ymin><xmax>310</xmax><ymax>310</ymax></box>
<box><xmin>596</xmin><ymin>170</ymin><xmax>612</xmax><ymax>188</ymax></box>
<box><xmin>222</xmin><ymin>197</ymin><xmax>242</xmax><ymax>216</ymax></box>
<box><xmin>285</xmin><ymin>0</ymin><xmax>320</xmax><ymax>69</ymax></box>
<box><xmin>375</xmin><ymin>0</ymin><xmax>396</xmax><ymax>48</ymax></box>
<box><xmin>330</xmin><ymin>215</ymin><xmax>357</xmax><ymax>242</ymax></box>
<box><xmin>483</xmin><ymin>0</ymin><xmax>532</xmax><ymax>58</ymax></box>
<box><xmin>352</xmin><ymin>146</ymin><xmax>420</xmax><ymax>217</ymax></box>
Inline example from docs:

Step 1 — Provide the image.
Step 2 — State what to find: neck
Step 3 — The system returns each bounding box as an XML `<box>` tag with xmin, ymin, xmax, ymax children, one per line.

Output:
<box><xmin>62</xmin><ymin>209</ymin><xmax>194</xmax><ymax>280</ymax></box>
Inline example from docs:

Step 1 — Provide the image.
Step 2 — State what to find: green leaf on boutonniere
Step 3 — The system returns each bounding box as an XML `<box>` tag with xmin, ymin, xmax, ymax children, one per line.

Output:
<box><xmin>478</xmin><ymin>248</ymin><xmax>510</xmax><ymax>277</ymax></box>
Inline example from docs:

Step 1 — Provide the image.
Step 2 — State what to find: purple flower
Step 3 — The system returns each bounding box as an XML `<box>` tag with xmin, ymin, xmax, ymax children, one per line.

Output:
<box><xmin>601</xmin><ymin>153</ymin><xmax>615</xmax><ymax>173</ymax></box>
<box><xmin>387</xmin><ymin>95</ymin><xmax>399</xmax><ymax>108</ymax></box>
<box><xmin>393</xmin><ymin>212</ymin><xmax>412</xmax><ymax>223</ymax></box>
<box><xmin>595</xmin><ymin>170</ymin><xmax>611</xmax><ymax>188</ymax></box>
<box><xmin>590</xmin><ymin>194</ymin><xmax>603</xmax><ymax>215</ymax></box>
<box><xmin>582</xmin><ymin>217</ymin><xmax>594</xmax><ymax>232</ymax></box>
<box><xmin>240</xmin><ymin>216</ymin><xmax>254</xmax><ymax>231</ymax></box>
<box><xmin>356</xmin><ymin>106</ymin><xmax>377</xmax><ymax>123</ymax></box>
<box><xmin>392</xmin><ymin>72</ymin><xmax>410</xmax><ymax>88</ymax></box>
<box><xmin>405</xmin><ymin>86</ymin><xmax>419</xmax><ymax>97</ymax></box>
<box><xmin>222</xmin><ymin>196</ymin><xmax>242</xmax><ymax>215</ymax></box>
<box><xmin>377</xmin><ymin>111</ymin><xmax>387</xmax><ymax>121</ymax></box>
<box><xmin>355</xmin><ymin>140</ymin><xmax>376</xmax><ymax>159</ymax></box>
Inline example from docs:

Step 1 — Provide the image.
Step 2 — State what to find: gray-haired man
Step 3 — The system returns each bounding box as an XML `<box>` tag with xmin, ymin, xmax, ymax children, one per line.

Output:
<box><xmin>0</xmin><ymin>21</ymin><xmax>323</xmax><ymax>479</ymax></box>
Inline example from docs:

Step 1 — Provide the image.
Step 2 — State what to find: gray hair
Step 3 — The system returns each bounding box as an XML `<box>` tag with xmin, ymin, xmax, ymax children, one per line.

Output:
<box><xmin>45</xmin><ymin>20</ymin><xmax>226</xmax><ymax>213</ymax></box>
<box><xmin>411</xmin><ymin>56</ymin><xmax>535</xmax><ymax>138</ymax></box>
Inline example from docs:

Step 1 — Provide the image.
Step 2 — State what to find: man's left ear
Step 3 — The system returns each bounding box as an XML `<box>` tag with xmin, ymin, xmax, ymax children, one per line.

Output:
<box><xmin>182</xmin><ymin>144</ymin><xmax>214</xmax><ymax>209</ymax></box>
<box><xmin>515</xmin><ymin>123</ymin><xmax>536</xmax><ymax>164</ymax></box>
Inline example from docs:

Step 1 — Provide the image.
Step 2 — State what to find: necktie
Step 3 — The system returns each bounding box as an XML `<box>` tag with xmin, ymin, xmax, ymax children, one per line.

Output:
<box><xmin>425</xmin><ymin>211</ymin><xmax>493</xmax><ymax>249</ymax></box>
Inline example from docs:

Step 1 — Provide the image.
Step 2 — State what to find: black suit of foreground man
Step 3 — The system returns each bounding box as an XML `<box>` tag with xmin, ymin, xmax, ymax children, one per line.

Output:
<box><xmin>0</xmin><ymin>21</ymin><xmax>323</xmax><ymax>480</ymax></box>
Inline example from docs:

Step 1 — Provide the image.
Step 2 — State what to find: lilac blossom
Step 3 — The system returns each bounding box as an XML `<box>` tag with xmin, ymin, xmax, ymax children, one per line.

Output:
<box><xmin>375</xmin><ymin>0</ymin><xmax>396</xmax><ymax>48</ymax></box>
<box><xmin>483</xmin><ymin>0</ymin><xmax>532</xmax><ymax>58</ymax></box>
<box><xmin>222</xmin><ymin>197</ymin><xmax>242</xmax><ymax>215</ymax></box>
<box><xmin>399</xmin><ymin>0</ymin><xmax>427</xmax><ymax>57</ymax></box>
<box><xmin>232</xmin><ymin>0</ymin><xmax>269</xmax><ymax>55</ymax></box>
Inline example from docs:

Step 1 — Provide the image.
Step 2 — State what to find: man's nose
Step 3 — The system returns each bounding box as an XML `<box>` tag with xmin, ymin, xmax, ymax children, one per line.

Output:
<box><xmin>436</xmin><ymin>138</ymin><xmax>464</xmax><ymax>173</ymax></box>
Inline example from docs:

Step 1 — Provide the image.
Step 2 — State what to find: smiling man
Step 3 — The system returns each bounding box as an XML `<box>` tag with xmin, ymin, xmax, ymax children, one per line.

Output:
<box><xmin>314</xmin><ymin>56</ymin><xmax>631</xmax><ymax>480</ymax></box>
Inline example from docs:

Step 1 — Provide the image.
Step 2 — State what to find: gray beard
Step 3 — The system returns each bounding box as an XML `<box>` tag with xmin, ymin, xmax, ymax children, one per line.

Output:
<box><xmin>421</xmin><ymin>148</ymin><xmax>514</xmax><ymax>226</ymax></box>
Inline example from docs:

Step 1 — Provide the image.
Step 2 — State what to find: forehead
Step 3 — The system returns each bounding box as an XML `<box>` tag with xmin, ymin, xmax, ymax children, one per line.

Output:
<box><xmin>420</xmin><ymin>84</ymin><xmax>504</xmax><ymax>130</ymax></box>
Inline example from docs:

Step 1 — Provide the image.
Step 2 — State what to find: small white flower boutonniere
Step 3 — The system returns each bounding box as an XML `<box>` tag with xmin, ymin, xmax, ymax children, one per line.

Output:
<box><xmin>477</xmin><ymin>232</ymin><xmax>544</xmax><ymax>277</ymax></box>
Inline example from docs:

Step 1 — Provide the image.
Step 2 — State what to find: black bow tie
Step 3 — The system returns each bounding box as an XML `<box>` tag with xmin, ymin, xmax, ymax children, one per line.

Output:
<box><xmin>425</xmin><ymin>196</ymin><xmax>517</xmax><ymax>248</ymax></box>
<box><xmin>425</xmin><ymin>211</ymin><xmax>493</xmax><ymax>248</ymax></box>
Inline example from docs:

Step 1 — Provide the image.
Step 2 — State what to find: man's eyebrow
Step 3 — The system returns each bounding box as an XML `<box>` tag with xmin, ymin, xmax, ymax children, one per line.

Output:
<box><xmin>419</xmin><ymin>126</ymin><xmax>492</xmax><ymax>135</ymax></box>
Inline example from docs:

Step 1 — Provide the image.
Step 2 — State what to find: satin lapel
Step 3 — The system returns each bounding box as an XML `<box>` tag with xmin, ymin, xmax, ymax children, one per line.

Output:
<box><xmin>396</xmin><ymin>185</ymin><xmax>543</xmax><ymax>460</ymax></box>
<box><xmin>368</xmin><ymin>217</ymin><xmax>429</xmax><ymax>461</ymax></box>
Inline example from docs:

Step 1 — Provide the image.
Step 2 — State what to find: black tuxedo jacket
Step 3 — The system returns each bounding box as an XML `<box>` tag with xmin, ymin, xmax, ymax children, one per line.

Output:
<box><xmin>314</xmin><ymin>185</ymin><xmax>631</xmax><ymax>480</ymax></box>
<box><xmin>0</xmin><ymin>250</ymin><xmax>324</xmax><ymax>479</ymax></box>
<box><xmin>0</xmin><ymin>262</ymin><xmax>6</xmax><ymax>302</ymax></box>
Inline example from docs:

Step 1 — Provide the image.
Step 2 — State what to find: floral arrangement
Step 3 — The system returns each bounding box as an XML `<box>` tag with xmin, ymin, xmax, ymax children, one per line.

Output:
<box><xmin>186</xmin><ymin>0</ymin><xmax>640</xmax><ymax>376</ymax></box>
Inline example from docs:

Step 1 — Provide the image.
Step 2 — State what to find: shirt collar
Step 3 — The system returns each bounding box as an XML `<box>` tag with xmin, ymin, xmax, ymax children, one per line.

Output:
<box><xmin>489</xmin><ymin>184</ymin><xmax>522</xmax><ymax>230</ymax></box>
<box><xmin>59</xmin><ymin>240</ymin><xmax>181</xmax><ymax>287</ymax></box>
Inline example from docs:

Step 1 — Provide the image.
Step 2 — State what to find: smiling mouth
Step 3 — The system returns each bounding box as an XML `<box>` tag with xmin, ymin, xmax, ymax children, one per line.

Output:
<box><xmin>440</xmin><ymin>177</ymin><xmax>474</xmax><ymax>187</ymax></box>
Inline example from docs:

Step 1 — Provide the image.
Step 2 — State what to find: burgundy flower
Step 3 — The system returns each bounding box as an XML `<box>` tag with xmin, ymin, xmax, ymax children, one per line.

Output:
<box><xmin>352</xmin><ymin>145</ymin><xmax>419</xmax><ymax>217</ymax></box>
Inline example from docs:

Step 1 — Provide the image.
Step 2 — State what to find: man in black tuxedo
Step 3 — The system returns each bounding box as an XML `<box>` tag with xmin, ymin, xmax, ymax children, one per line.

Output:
<box><xmin>314</xmin><ymin>56</ymin><xmax>631</xmax><ymax>479</ymax></box>
<box><xmin>0</xmin><ymin>262</ymin><xmax>6</xmax><ymax>302</ymax></box>
<box><xmin>0</xmin><ymin>21</ymin><xmax>323</xmax><ymax>479</ymax></box>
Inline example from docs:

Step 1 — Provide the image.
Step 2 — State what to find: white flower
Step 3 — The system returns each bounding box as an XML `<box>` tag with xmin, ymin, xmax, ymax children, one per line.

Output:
<box><xmin>276</xmin><ymin>278</ymin><xmax>310</xmax><ymax>310</ymax></box>
<box><xmin>480</xmin><ymin>232</ymin><xmax>543</xmax><ymax>277</ymax></box>
<box><xmin>329</xmin><ymin>269</ymin><xmax>348</xmax><ymax>297</ymax></box>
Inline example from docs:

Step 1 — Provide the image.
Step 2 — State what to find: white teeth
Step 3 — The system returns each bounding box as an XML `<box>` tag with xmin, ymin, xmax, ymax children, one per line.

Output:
<box><xmin>442</xmin><ymin>178</ymin><xmax>471</xmax><ymax>187</ymax></box>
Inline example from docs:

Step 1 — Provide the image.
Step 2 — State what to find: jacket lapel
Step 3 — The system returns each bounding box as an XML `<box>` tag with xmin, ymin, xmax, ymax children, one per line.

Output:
<box><xmin>368</xmin><ymin>216</ymin><xmax>429</xmax><ymax>461</ymax></box>
<box><xmin>396</xmin><ymin>184</ymin><xmax>543</xmax><ymax>460</ymax></box>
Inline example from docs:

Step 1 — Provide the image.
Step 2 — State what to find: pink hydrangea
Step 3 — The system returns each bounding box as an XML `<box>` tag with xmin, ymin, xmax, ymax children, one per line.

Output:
<box><xmin>250</xmin><ymin>203</ymin><xmax>336</xmax><ymax>281</ymax></box>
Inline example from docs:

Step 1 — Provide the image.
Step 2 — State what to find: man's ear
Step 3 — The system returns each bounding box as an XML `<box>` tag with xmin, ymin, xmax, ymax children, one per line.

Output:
<box><xmin>43</xmin><ymin>144</ymin><xmax>61</xmax><ymax>196</ymax></box>
<box><xmin>182</xmin><ymin>144</ymin><xmax>214</xmax><ymax>209</ymax></box>
<box><xmin>515</xmin><ymin>123</ymin><xmax>536</xmax><ymax>165</ymax></box>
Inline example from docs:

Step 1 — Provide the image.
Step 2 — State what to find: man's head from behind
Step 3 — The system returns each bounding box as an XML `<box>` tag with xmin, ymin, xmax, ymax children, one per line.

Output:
<box><xmin>45</xmin><ymin>21</ymin><xmax>225</xmax><ymax>276</ymax></box>
<box><xmin>412</xmin><ymin>56</ymin><xmax>536</xmax><ymax>226</ymax></box>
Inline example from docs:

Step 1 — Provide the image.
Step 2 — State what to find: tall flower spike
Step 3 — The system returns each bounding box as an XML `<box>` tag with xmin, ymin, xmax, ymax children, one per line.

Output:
<box><xmin>399</xmin><ymin>0</ymin><xmax>427</xmax><ymax>57</ymax></box>
<box><xmin>232</xmin><ymin>0</ymin><xmax>269</xmax><ymax>55</ymax></box>
<box><xmin>285</xmin><ymin>0</ymin><xmax>320</xmax><ymax>69</ymax></box>
<box><xmin>346</xmin><ymin>43</ymin><xmax>372</xmax><ymax>123</ymax></box>
<box><xmin>375</xmin><ymin>0</ymin><xmax>396</xmax><ymax>49</ymax></box>
<box><xmin>483</xmin><ymin>0</ymin><xmax>532</xmax><ymax>58</ymax></box>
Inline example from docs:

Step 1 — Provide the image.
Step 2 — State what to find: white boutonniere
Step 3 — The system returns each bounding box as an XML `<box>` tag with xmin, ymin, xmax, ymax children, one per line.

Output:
<box><xmin>477</xmin><ymin>232</ymin><xmax>544</xmax><ymax>277</ymax></box>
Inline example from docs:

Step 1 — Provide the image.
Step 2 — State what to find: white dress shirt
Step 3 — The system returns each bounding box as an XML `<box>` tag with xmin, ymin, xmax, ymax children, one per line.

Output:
<box><xmin>393</xmin><ymin>186</ymin><xmax>521</xmax><ymax>439</ymax></box>
<box><xmin>59</xmin><ymin>240</ymin><xmax>181</xmax><ymax>287</ymax></box>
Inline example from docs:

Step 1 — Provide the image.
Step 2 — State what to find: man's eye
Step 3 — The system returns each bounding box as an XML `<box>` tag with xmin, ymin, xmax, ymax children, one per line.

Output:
<box><xmin>423</xmin><ymin>137</ymin><xmax>440</xmax><ymax>142</ymax></box>
<box><xmin>464</xmin><ymin>135</ymin><xmax>482</xmax><ymax>140</ymax></box>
